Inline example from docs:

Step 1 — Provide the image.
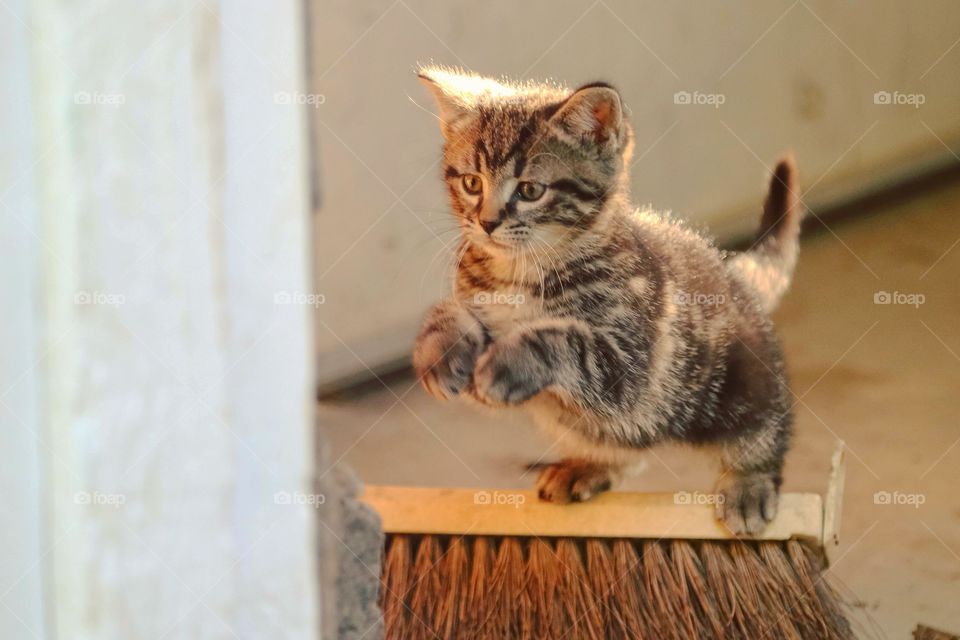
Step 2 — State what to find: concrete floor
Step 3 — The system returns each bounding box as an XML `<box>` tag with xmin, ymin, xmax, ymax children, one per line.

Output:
<box><xmin>320</xmin><ymin>177</ymin><xmax>960</xmax><ymax>638</ymax></box>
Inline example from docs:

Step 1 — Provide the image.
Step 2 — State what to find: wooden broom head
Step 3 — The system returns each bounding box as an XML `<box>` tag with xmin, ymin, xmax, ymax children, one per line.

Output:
<box><xmin>371</xmin><ymin>443</ymin><xmax>851</xmax><ymax>638</ymax></box>
<box><xmin>366</xmin><ymin>441</ymin><xmax>848</xmax><ymax>561</ymax></box>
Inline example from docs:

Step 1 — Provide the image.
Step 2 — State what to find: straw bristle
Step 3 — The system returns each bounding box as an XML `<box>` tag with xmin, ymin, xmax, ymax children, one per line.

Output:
<box><xmin>672</xmin><ymin>540</ymin><xmax>726</xmax><ymax>638</ymax></box>
<box><xmin>407</xmin><ymin>534</ymin><xmax>442</xmax><ymax>638</ymax></box>
<box><xmin>380</xmin><ymin>534</ymin><xmax>412</xmax><ymax>637</ymax></box>
<box><xmin>479</xmin><ymin>537</ymin><xmax>530</xmax><ymax>637</ymax></box>
<box><xmin>464</xmin><ymin>536</ymin><xmax>493</xmax><ymax>638</ymax></box>
<box><xmin>586</xmin><ymin>539</ymin><xmax>629</xmax><ymax>638</ymax></box>
<box><xmin>787</xmin><ymin>540</ymin><xmax>854</xmax><ymax>639</ymax></box>
<box><xmin>701</xmin><ymin>540</ymin><xmax>760</xmax><ymax>637</ymax></box>
<box><xmin>527</xmin><ymin>538</ymin><xmax>564</xmax><ymax>638</ymax></box>
<box><xmin>434</xmin><ymin>536</ymin><xmax>469</xmax><ymax>638</ymax></box>
<box><xmin>381</xmin><ymin>535</ymin><xmax>854</xmax><ymax>639</ymax></box>
<box><xmin>556</xmin><ymin>538</ymin><xmax>605</xmax><ymax>639</ymax></box>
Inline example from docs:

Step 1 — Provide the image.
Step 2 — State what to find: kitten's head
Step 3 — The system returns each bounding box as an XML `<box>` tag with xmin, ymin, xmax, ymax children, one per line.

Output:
<box><xmin>418</xmin><ymin>66</ymin><xmax>633</xmax><ymax>259</ymax></box>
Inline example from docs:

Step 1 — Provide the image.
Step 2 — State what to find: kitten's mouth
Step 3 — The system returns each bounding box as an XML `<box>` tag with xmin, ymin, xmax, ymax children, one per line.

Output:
<box><xmin>481</xmin><ymin>236</ymin><xmax>528</xmax><ymax>252</ymax></box>
<box><xmin>468</xmin><ymin>232</ymin><xmax>510</xmax><ymax>249</ymax></box>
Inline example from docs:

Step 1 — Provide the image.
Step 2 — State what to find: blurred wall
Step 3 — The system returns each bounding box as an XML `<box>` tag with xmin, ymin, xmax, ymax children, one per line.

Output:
<box><xmin>1</xmin><ymin>0</ymin><xmax>46</xmax><ymax>635</ymax></box>
<box><xmin>4</xmin><ymin>1</ymin><xmax>320</xmax><ymax>637</ymax></box>
<box><xmin>311</xmin><ymin>0</ymin><xmax>960</xmax><ymax>385</ymax></box>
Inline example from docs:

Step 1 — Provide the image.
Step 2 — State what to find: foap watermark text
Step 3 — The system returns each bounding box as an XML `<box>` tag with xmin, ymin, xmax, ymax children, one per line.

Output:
<box><xmin>275</xmin><ymin>291</ymin><xmax>326</xmax><ymax>307</ymax></box>
<box><xmin>473</xmin><ymin>490</ymin><xmax>526</xmax><ymax>508</ymax></box>
<box><xmin>674</xmin><ymin>90</ymin><xmax>725</xmax><ymax>108</ymax></box>
<box><xmin>874</xmin><ymin>291</ymin><xmax>925</xmax><ymax>308</ymax></box>
<box><xmin>274</xmin><ymin>491</ymin><xmax>327</xmax><ymax>507</ymax></box>
<box><xmin>873</xmin><ymin>490</ymin><xmax>925</xmax><ymax>508</ymax></box>
<box><xmin>275</xmin><ymin>92</ymin><xmax>326</xmax><ymax>108</ymax></box>
<box><xmin>74</xmin><ymin>491</ymin><xmax>126</xmax><ymax>508</ymax></box>
<box><xmin>474</xmin><ymin>292</ymin><xmax>525</xmax><ymax>306</ymax></box>
<box><xmin>873</xmin><ymin>91</ymin><xmax>925</xmax><ymax>108</ymax></box>
<box><xmin>75</xmin><ymin>91</ymin><xmax>125</xmax><ymax>108</ymax></box>
<box><xmin>74</xmin><ymin>290</ymin><xmax>125</xmax><ymax>307</ymax></box>
<box><xmin>674</xmin><ymin>491</ymin><xmax>725</xmax><ymax>506</ymax></box>
<box><xmin>674</xmin><ymin>291</ymin><xmax>726</xmax><ymax>307</ymax></box>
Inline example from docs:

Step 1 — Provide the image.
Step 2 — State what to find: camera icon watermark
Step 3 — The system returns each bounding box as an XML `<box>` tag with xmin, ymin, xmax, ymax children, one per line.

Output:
<box><xmin>873</xmin><ymin>490</ymin><xmax>925</xmax><ymax>508</ymax></box>
<box><xmin>873</xmin><ymin>290</ymin><xmax>925</xmax><ymax>308</ymax></box>
<box><xmin>873</xmin><ymin>90</ymin><xmax>925</xmax><ymax>108</ymax></box>
<box><xmin>673</xmin><ymin>90</ymin><xmax>726</xmax><ymax>109</ymax></box>
<box><xmin>473</xmin><ymin>490</ymin><xmax>526</xmax><ymax>509</ymax></box>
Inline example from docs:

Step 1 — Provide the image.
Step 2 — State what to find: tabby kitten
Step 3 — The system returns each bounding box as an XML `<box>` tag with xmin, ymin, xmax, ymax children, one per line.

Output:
<box><xmin>412</xmin><ymin>67</ymin><xmax>802</xmax><ymax>535</ymax></box>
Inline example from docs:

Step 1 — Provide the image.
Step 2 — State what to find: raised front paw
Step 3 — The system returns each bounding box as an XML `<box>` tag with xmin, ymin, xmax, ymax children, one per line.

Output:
<box><xmin>715</xmin><ymin>472</ymin><xmax>779</xmax><ymax>536</ymax></box>
<box><xmin>413</xmin><ymin>323</ymin><xmax>483</xmax><ymax>401</ymax></box>
<box><xmin>472</xmin><ymin>335</ymin><xmax>553</xmax><ymax>406</ymax></box>
<box><xmin>535</xmin><ymin>460</ymin><xmax>614</xmax><ymax>504</ymax></box>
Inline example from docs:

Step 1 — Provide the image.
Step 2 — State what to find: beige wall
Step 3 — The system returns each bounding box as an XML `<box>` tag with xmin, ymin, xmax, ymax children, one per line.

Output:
<box><xmin>311</xmin><ymin>0</ymin><xmax>960</xmax><ymax>386</ymax></box>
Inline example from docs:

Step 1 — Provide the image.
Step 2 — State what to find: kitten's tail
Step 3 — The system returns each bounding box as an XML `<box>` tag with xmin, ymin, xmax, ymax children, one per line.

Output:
<box><xmin>732</xmin><ymin>154</ymin><xmax>804</xmax><ymax>313</ymax></box>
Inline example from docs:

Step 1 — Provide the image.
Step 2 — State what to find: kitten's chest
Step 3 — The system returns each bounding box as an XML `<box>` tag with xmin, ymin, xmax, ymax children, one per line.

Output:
<box><xmin>462</xmin><ymin>287</ymin><xmax>543</xmax><ymax>339</ymax></box>
<box><xmin>453</xmin><ymin>248</ymin><xmax>556</xmax><ymax>338</ymax></box>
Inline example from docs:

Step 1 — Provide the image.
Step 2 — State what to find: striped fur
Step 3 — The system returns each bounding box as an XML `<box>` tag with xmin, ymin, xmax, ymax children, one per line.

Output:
<box><xmin>413</xmin><ymin>67</ymin><xmax>802</xmax><ymax>535</ymax></box>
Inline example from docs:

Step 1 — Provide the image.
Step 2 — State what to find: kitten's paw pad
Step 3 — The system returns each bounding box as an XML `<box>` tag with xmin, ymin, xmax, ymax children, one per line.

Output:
<box><xmin>413</xmin><ymin>330</ymin><xmax>481</xmax><ymax>401</ymax></box>
<box><xmin>716</xmin><ymin>474</ymin><xmax>779</xmax><ymax>536</ymax></box>
<box><xmin>472</xmin><ymin>340</ymin><xmax>551</xmax><ymax>406</ymax></box>
<box><xmin>535</xmin><ymin>461</ymin><xmax>613</xmax><ymax>504</ymax></box>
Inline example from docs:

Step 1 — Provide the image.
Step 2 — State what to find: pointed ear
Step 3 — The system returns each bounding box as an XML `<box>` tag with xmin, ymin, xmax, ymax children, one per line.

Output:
<box><xmin>550</xmin><ymin>84</ymin><xmax>623</xmax><ymax>149</ymax></box>
<box><xmin>418</xmin><ymin>70</ymin><xmax>472</xmax><ymax>138</ymax></box>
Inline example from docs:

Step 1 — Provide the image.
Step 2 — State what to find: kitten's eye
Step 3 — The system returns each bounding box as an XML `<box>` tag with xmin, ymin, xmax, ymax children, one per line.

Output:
<box><xmin>517</xmin><ymin>181</ymin><xmax>546</xmax><ymax>201</ymax></box>
<box><xmin>461</xmin><ymin>174</ymin><xmax>483</xmax><ymax>195</ymax></box>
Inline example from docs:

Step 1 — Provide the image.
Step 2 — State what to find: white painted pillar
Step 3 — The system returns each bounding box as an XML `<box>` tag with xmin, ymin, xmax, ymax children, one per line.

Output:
<box><xmin>1</xmin><ymin>0</ymin><xmax>48</xmax><ymax>637</ymax></box>
<box><xmin>3</xmin><ymin>1</ymin><xmax>320</xmax><ymax>638</ymax></box>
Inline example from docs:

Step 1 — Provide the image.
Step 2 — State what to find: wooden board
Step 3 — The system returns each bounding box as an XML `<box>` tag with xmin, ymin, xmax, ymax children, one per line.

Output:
<box><xmin>362</xmin><ymin>485</ymin><xmax>824</xmax><ymax>545</ymax></box>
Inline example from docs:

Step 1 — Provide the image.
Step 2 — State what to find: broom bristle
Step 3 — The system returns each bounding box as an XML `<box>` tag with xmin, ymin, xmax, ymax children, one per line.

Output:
<box><xmin>407</xmin><ymin>535</ymin><xmax>442</xmax><ymax>639</ymax></box>
<box><xmin>434</xmin><ymin>536</ymin><xmax>468</xmax><ymax>638</ymax></box>
<box><xmin>735</xmin><ymin>541</ymin><xmax>807</xmax><ymax>640</ymax></box>
<box><xmin>380</xmin><ymin>534</ymin><xmax>412</xmax><ymax>637</ymax></box>
<box><xmin>556</xmin><ymin>538</ymin><xmax>605</xmax><ymax>639</ymax></box>
<box><xmin>464</xmin><ymin>536</ymin><xmax>493</xmax><ymax>638</ymax></box>
<box><xmin>701</xmin><ymin>540</ymin><xmax>759</xmax><ymax>637</ymax></box>
<box><xmin>480</xmin><ymin>537</ymin><xmax>529</xmax><ymax>638</ymax></box>
<box><xmin>643</xmin><ymin>540</ymin><xmax>695</xmax><ymax>640</ymax></box>
<box><xmin>382</xmin><ymin>534</ymin><xmax>855</xmax><ymax>639</ymax></box>
<box><xmin>586</xmin><ymin>539</ymin><xmax>631</xmax><ymax>639</ymax></box>
<box><xmin>527</xmin><ymin>538</ymin><xmax>563</xmax><ymax>638</ymax></box>
<box><xmin>672</xmin><ymin>540</ymin><xmax>726</xmax><ymax>638</ymax></box>
<box><xmin>788</xmin><ymin>540</ymin><xmax>855</xmax><ymax>639</ymax></box>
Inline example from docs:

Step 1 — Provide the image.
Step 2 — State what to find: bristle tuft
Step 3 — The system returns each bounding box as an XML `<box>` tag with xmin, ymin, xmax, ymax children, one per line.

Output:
<box><xmin>435</xmin><ymin>536</ymin><xmax>469</xmax><ymax>638</ymax></box>
<box><xmin>407</xmin><ymin>535</ymin><xmax>442</xmax><ymax>638</ymax></box>
<box><xmin>556</xmin><ymin>538</ymin><xmax>604</xmax><ymax>639</ymax></box>
<box><xmin>672</xmin><ymin>540</ymin><xmax>726</xmax><ymax>638</ymax></box>
<box><xmin>464</xmin><ymin>537</ymin><xmax>493</xmax><ymax>638</ymax></box>
<box><xmin>383</xmin><ymin>534</ymin><xmax>854</xmax><ymax>639</ymax></box>
<box><xmin>480</xmin><ymin>537</ymin><xmax>528</xmax><ymax>638</ymax></box>
<box><xmin>527</xmin><ymin>538</ymin><xmax>564</xmax><ymax>638</ymax></box>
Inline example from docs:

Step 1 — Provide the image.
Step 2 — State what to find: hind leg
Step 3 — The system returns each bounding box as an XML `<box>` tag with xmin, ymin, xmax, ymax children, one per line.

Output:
<box><xmin>535</xmin><ymin>459</ymin><xmax>621</xmax><ymax>504</ymax></box>
<box><xmin>715</xmin><ymin>413</ymin><xmax>791</xmax><ymax>535</ymax></box>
